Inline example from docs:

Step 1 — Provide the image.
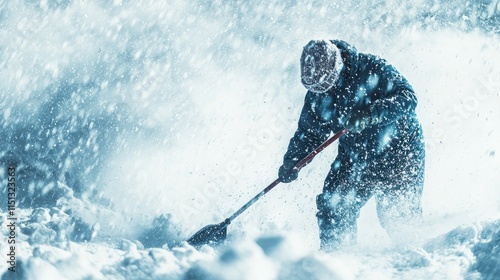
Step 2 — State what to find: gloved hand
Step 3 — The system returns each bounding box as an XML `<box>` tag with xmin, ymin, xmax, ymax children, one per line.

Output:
<box><xmin>345</xmin><ymin>108</ymin><xmax>379</xmax><ymax>133</ymax></box>
<box><xmin>278</xmin><ymin>161</ymin><xmax>299</xmax><ymax>183</ymax></box>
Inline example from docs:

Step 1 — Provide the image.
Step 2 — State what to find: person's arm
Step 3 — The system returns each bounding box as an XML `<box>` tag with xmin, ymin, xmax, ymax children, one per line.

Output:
<box><xmin>279</xmin><ymin>92</ymin><xmax>331</xmax><ymax>182</ymax></box>
<box><xmin>369</xmin><ymin>59</ymin><xmax>417</xmax><ymax>126</ymax></box>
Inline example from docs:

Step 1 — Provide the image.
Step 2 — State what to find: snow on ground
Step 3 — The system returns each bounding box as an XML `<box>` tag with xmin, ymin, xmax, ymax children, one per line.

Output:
<box><xmin>1</xmin><ymin>0</ymin><xmax>499</xmax><ymax>279</ymax></box>
<box><xmin>1</xmin><ymin>207</ymin><xmax>499</xmax><ymax>279</ymax></box>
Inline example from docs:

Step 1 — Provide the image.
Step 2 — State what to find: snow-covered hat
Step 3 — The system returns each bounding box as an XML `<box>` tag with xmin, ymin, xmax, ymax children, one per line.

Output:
<box><xmin>300</xmin><ymin>40</ymin><xmax>344</xmax><ymax>93</ymax></box>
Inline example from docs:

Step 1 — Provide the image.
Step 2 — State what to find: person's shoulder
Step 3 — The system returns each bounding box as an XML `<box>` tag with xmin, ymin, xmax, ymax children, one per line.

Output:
<box><xmin>304</xmin><ymin>89</ymin><xmax>318</xmax><ymax>102</ymax></box>
<box><xmin>359</xmin><ymin>52</ymin><xmax>388</xmax><ymax>66</ymax></box>
<box><xmin>356</xmin><ymin>52</ymin><xmax>396</xmax><ymax>75</ymax></box>
<box><xmin>330</xmin><ymin>39</ymin><xmax>357</xmax><ymax>56</ymax></box>
<box><xmin>304</xmin><ymin>90</ymin><xmax>327</xmax><ymax>110</ymax></box>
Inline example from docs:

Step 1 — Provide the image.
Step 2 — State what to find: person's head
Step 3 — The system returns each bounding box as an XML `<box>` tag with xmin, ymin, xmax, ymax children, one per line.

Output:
<box><xmin>300</xmin><ymin>40</ymin><xmax>344</xmax><ymax>93</ymax></box>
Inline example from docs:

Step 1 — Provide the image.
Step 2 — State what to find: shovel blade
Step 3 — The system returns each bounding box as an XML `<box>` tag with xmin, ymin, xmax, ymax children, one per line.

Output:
<box><xmin>187</xmin><ymin>220</ymin><xmax>228</xmax><ymax>248</ymax></box>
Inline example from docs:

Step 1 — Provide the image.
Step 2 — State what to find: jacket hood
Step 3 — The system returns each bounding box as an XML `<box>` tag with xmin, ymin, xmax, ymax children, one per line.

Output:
<box><xmin>330</xmin><ymin>40</ymin><xmax>358</xmax><ymax>77</ymax></box>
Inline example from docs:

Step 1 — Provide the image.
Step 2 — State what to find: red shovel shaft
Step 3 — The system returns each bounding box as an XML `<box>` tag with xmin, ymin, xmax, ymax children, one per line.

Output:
<box><xmin>227</xmin><ymin>128</ymin><xmax>347</xmax><ymax>222</ymax></box>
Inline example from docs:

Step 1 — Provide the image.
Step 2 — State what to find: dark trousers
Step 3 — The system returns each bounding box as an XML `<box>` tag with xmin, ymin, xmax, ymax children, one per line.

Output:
<box><xmin>316</xmin><ymin>139</ymin><xmax>425</xmax><ymax>251</ymax></box>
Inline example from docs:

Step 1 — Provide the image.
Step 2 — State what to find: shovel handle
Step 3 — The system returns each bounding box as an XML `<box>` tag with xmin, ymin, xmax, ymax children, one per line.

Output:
<box><xmin>292</xmin><ymin>128</ymin><xmax>347</xmax><ymax>172</ymax></box>
<box><xmin>227</xmin><ymin>128</ymin><xmax>347</xmax><ymax>223</ymax></box>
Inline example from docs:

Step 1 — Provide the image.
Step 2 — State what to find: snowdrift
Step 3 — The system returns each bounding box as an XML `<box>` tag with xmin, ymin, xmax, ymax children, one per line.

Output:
<box><xmin>1</xmin><ymin>200</ymin><xmax>499</xmax><ymax>279</ymax></box>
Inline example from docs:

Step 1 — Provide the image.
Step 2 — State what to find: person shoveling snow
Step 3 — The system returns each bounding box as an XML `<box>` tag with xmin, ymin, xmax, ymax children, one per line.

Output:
<box><xmin>278</xmin><ymin>39</ymin><xmax>425</xmax><ymax>251</ymax></box>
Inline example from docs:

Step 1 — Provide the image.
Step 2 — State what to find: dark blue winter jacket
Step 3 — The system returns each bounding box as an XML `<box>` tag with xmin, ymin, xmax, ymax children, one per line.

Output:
<box><xmin>284</xmin><ymin>40</ymin><xmax>424</xmax><ymax>184</ymax></box>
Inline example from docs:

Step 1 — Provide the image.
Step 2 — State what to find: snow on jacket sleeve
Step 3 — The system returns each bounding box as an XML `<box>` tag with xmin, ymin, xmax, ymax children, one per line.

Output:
<box><xmin>282</xmin><ymin>92</ymin><xmax>331</xmax><ymax>165</ymax></box>
<box><xmin>368</xmin><ymin>59</ymin><xmax>417</xmax><ymax>126</ymax></box>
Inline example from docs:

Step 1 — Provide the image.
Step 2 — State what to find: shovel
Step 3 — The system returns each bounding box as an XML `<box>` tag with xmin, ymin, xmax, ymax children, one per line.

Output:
<box><xmin>186</xmin><ymin>128</ymin><xmax>348</xmax><ymax>248</ymax></box>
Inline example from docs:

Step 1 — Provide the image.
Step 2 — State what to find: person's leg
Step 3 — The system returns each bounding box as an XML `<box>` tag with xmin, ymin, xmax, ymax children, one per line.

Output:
<box><xmin>374</xmin><ymin>130</ymin><xmax>425</xmax><ymax>241</ymax></box>
<box><xmin>316</xmin><ymin>151</ymin><xmax>373</xmax><ymax>251</ymax></box>
<box><xmin>375</xmin><ymin>182</ymin><xmax>423</xmax><ymax>240</ymax></box>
